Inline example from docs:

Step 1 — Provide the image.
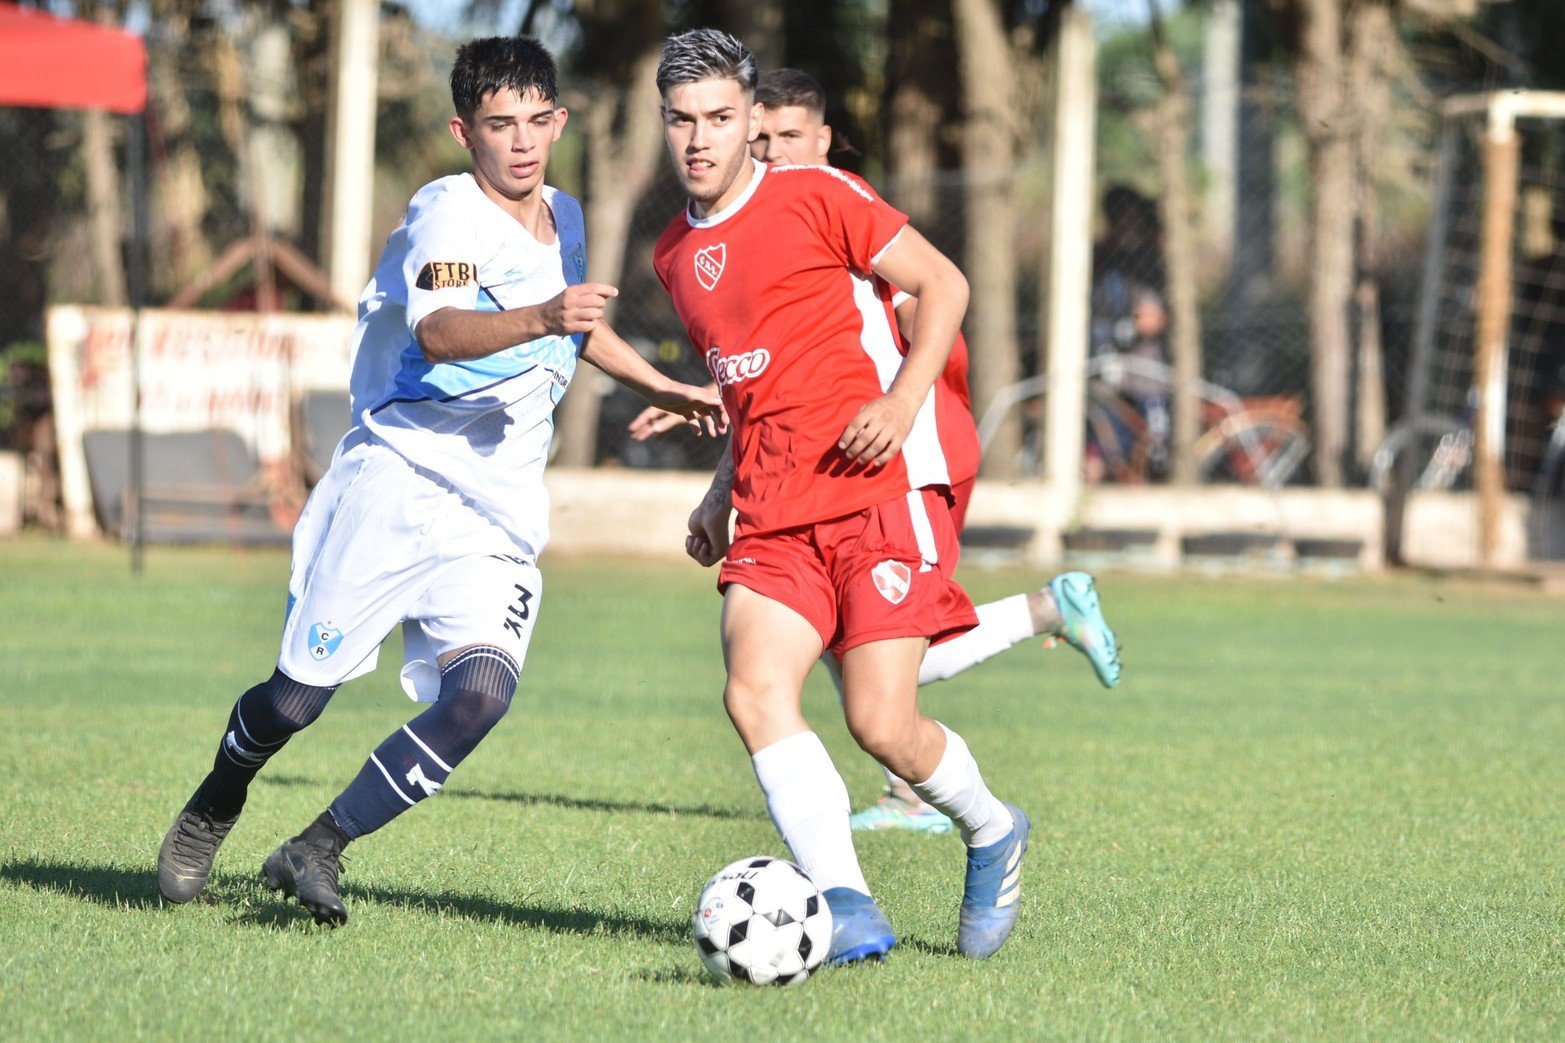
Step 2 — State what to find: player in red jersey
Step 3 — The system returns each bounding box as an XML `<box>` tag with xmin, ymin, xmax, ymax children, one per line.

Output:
<box><xmin>634</xmin><ymin>68</ymin><xmax>1122</xmax><ymax>836</ymax></box>
<box><xmin>652</xmin><ymin>29</ymin><xmax>1027</xmax><ymax>962</ymax></box>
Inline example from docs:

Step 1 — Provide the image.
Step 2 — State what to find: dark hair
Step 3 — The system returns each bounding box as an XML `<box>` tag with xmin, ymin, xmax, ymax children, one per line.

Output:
<box><xmin>450</xmin><ymin>36</ymin><xmax>558</xmax><ymax>119</ymax></box>
<box><xmin>656</xmin><ymin>28</ymin><xmax>758</xmax><ymax>97</ymax></box>
<box><xmin>756</xmin><ymin>69</ymin><xmax>825</xmax><ymax>117</ymax></box>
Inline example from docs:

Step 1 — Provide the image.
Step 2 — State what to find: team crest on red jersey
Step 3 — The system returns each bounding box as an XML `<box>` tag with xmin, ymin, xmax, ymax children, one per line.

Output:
<box><xmin>871</xmin><ymin>560</ymin><xmax>912</xmax><ymax>605</ymax></box>
<box><xmin>694</xmin><ymin>244</ymin><xmax>726</xmax><ymax>290</ymax></box>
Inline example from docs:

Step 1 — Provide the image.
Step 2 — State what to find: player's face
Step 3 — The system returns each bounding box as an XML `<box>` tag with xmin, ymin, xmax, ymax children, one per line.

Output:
<box><xmin>751</xmin><ymin>105</ymin><xmax>831</xmax><ymax>167</ymax></box>
<box><xmin>662</xmin><ymin>78</ymin><xmax>763</xmax><ymax>216</ymax></box>
<box><xmin>450</xmin><ymin>87</ymin><xmax>566</xmax><ymax>208</ymax></box>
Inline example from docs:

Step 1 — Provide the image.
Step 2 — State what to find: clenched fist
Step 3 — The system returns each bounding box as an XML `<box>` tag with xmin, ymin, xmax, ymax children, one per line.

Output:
<box><xmin>542</xmin><ymin>283</ymin><xmax>619</xmax><ymax>335</ymax></box>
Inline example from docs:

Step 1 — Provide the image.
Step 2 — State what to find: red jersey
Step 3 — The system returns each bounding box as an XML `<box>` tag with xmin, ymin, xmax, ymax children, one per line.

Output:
<box><xmin>654</xmin><ymin>161</ymin><xmax>959</xmax><ymax>535</ymax></box>
<box><xmin>888</xmin><ymin>286</ymin><xmax>980</xmax><ymax>485</ymax></box>
<box><xmin>943</xmin><ymin>333</ymin><xmax>980</xmax><ymax>483</ymax></box>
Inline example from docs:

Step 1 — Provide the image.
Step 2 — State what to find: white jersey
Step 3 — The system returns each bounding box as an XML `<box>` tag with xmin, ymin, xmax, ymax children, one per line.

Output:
<box><xmin>345</xmin><ymin>173</ymin><xmax>588</xmax><ymax>559</ymax></box>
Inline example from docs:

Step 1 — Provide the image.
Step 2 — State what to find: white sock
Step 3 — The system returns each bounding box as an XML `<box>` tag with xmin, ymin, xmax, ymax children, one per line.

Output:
<box><xmin>909</xmin><ymin>724</ymin><xmax>1014</xmax><ymax>847</ymax></box>
<box><xmin>918</xmin><ymin>594</ymin><xmax>1035</xmax><ymax>686</ymax></box>
<box><xmin>751</xmin><ymin>731</ymin><xmax>870</xmax><ymax>895</ymax></box>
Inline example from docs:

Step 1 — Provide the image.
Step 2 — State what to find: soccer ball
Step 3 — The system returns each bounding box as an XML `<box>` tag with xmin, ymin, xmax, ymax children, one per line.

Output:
<box><xmin>692</xmin><ymin>856</ymin><xmax>833</xmax><ymax>986</ymax></box>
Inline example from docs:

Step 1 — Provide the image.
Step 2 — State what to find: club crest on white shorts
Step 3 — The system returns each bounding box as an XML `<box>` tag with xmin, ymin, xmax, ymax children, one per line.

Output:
<box><xmin>308</xmin><ymin>622</ymin><xmax>345</xmax><ymax>661</ymax></box>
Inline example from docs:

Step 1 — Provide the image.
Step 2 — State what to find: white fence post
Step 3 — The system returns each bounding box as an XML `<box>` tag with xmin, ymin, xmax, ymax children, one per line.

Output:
<box><xmin>324</xmin><ymin>0</ymin><xmax>379</xmax><ymax>308</ymax></box>
<box><xmin>1042</xmin><ymin>7</ymin><xmax>1097</xmax><ymax>548</ymax></box>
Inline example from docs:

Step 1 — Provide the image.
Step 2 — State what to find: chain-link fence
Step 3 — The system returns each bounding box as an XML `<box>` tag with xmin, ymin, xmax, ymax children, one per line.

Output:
<box><xmin>1408</xmin><ymin>111</ymin><xmax>1565</xmax><ymax>494</ymax></box>
<box><xmin>10</xmin><ymin>4</ymin><xmax>1564</xmax><ymax>562</ymax></box>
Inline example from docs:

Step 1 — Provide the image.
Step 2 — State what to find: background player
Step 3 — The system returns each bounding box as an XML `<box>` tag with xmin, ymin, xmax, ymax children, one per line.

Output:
<box><xmin>633</xmin><ymin>67</ymin><xmax>1121</xmax><ymax>835</ymax></box>
<box><xmin>155</xmin><ymin>36</ymin><xmax>720</xmax><ymax>925</ymax></box>
<box><xmin>654</xmin><ymin>28</ymin><xmax>1026</xmax><ymax>962</ymax></box>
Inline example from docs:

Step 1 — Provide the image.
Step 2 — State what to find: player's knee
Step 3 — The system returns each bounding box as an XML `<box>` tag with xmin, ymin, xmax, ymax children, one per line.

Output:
<box><xmin>437</xmin><ymin>646</ymin><xmax>519</xmax><ymax>742</ymax></box>
<box><xmin>722</xmin><ymin>677</ymin><xmax>794</xmax><ymax>737</ymax></box>
<box><xmin>843</xmin><ymin>705</ymin><xmax>916</xmax><ymax>767</ymax></box>
<box><xmin>255</xmin><ymin>669</ymin><xmax>337</xmax><ymax>733</ymax></box>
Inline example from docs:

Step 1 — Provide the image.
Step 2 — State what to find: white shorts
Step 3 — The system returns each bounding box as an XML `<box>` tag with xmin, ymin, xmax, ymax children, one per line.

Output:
<box><xmin>278</xmin><ymin>439</ymin><xmax>542</xmax><ymax>701</ymax></box>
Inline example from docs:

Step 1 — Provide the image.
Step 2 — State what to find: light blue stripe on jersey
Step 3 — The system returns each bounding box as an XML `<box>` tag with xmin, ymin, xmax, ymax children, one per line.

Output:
<box><xmin>378</xmin><ymin>303</ymin><xmax>581</xmax><ymax>409</ymax></box>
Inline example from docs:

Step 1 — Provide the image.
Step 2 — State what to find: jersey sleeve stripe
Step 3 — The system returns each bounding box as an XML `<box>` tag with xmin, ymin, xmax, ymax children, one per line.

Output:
<box><xmin>870</xmin><ymin>226</ymin><xmax>906</xmax><ymax>268</ymax></box>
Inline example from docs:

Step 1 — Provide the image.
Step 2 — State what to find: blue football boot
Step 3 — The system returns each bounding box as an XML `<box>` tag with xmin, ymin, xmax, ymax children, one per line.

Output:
<box><xmin>956</xmin><ymin>803</ymin><xmax>1031</xmax><ymax>959</ymax></box>
<box><xmin>1047</xmin><ymin>571</ymin><xmax>1122</xmax><ymax>688</ymax></box>
<box><xmin>821</xmin><ymin>887</ymin><xmax>896</xmax><ymax>964</ymax></box>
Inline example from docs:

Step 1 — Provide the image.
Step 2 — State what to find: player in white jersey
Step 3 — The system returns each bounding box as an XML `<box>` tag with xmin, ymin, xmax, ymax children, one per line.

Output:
<box><xmin>155</xmin><ymin>36</ymin><xmax>721</xmax><ymax>925</ymax></box>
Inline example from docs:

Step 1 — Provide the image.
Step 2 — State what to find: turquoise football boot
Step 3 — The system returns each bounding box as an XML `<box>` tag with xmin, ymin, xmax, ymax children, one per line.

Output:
<box><xmin>1047</xmin><ymin>571</ymin><xmax>1122</xmax><ymax>687</ymax></box>
<box><xmin>849</xmin><ymin>795</ymin><xmax>954</xmax><ymax>835</ymax></box>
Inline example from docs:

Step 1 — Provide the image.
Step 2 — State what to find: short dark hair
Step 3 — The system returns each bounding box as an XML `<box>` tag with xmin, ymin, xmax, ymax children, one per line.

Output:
<box><xmin>450</xmin><ymin>36</ymin><xmax>558</xmax><ymax>119</ymax></box>
<box><xmin>656</xmin><ymin>28</ymin><xmax>758</xmax><ymax>98</ymax></box>
<box><xmin>756</xmin><ymin>69</ymin><xmax>825</xmax><ymax>117</ymax></box>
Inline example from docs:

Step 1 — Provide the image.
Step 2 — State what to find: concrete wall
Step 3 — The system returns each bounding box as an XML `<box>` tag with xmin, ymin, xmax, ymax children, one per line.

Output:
<box><xmin>0</xmin><ymin>451</ymin><xmax>21</xmax><ymax>537</ymax></box>
<box><xmin>1400</xmin><ymin>490</ymin><xmax>1531</xmax><ymax>570</ymax></box>
<box><xmin>540</xmin><ymin>470</ymin><xmax>1538</xmax><ymax>573</ymax></box>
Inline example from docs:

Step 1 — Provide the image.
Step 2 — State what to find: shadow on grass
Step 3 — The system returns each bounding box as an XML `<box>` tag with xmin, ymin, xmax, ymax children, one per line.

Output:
<box><xmin>230</xmin><ymin>880</ymin><xmax>688</xmax><ymax>944</ymax></box>
<box><xmin>0</xmin><ymin>859</ymin><xmax>161</xmax><ymax>909</ymax></box>
<box><xmin>634</xmin><ymin>965</ymin><xmax>725</xmax><ymax>987</ymax></box>
<box><xmin>890</xmin><ymin>935</ymin><xmax>961</xmax><ymax>959</ymax></box>
<box><xmin>261</xmin><ymin>772</ymin><xmax>761</xmax><ymax>822</ymax></box>
<box><xmin>2</xmin><ymin>857</ymin><xmax>688</xmax><ymax>944</ymax></box>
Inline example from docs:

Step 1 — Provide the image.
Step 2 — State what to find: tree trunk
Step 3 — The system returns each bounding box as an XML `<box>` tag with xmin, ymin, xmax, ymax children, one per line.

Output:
<box><xmin>724</xmin><ymin>0</ymin><xmax>784</xmax><ymax>70</ymax></box>
<box><xmin>248</xmin><ymin>16</ymin><xmax>303</xmax><ymax>240</ymax></box>
<box><xmin>953</xmin><ymin>0</ymin><xmax>1022</xmax><ymax>477</ymax></box>
<box><xmin>886</xmin><ymin>0</ymin><xmax>958</xmax><ymax>226</ymax></box>
<box><xmin>1287</xmin><ymin>0</ymin><xmax>1353</xmax><ymax>487</ymax></box>
<box><xmin>80</xmin><ymin>2</ymin><xmax>128</xmax><ymax>307</ymax></box>
<box><xmin>1149</xmin><ymin>7</ymin><xmax>1203</xmax><ymax>485</ymax></box>
<box><xmin>82</xmin><ymin>108</ymin><xmax>128</xmax><ymax>307</ymax></box>
<box><xmin>551</xmin><ymin>4</ymin><xmax>666</xmax><ymax>468</ymax></box>
<box><xmin>146</xmin><ymin>3</ymin><xmax>214</xmax><ymax>296</ymax></box>
<box><xmin>1348</xmin><ymin>0</ymin><xmax>1395</xmax><ymax>473</ymax></box>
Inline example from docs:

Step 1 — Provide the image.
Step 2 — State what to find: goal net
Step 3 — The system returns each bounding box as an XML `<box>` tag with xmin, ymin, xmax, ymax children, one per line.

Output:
<box><xmin>1396</xmin><ymin>92</ymin><xmax>1565</xmax><ymax>561</ymax></box>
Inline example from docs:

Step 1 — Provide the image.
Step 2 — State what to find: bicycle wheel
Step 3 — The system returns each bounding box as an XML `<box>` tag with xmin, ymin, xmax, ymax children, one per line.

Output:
<box><xmin>1193</xmin><ymin>411</ymin><xmax>1310</xmax><ymax>486</ymax></box>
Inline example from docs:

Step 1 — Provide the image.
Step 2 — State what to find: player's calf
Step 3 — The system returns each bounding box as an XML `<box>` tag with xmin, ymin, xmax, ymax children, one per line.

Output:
<box><xmin>325</xmin><ymin>646</ymin><xmax>518</xmax><ymax>840</ymax></box>
<box><xmin>261</xmin><ymin>647</ymin><xmax>519</xmax><ymax>923</ymax></box>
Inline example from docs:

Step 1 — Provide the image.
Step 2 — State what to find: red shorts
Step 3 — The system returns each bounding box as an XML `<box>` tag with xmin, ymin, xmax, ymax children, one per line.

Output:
<box><xmin>948</xmin><ymin>476</ymin><xmax>976</xmax><ymax>536</ymax></box>
<box><xmin>719</xmin><ymin>488</ymin><xmax>979</xmax><ymax>657</ymax></box>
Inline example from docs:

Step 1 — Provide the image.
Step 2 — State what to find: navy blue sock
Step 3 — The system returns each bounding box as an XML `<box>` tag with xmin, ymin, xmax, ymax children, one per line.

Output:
<box><xmin>328</xmin><ymin>647</ymin><xmax>519</xmax><ymax>840</ymax></box>
<box><xmin>198</xmin><ymin>670</ymin><xmax>336</xmax><ymax>816</ymax></box>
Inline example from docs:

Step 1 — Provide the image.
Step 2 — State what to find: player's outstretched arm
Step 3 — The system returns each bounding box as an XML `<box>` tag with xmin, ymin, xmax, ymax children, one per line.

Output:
<box><xmin>686</xmin><ymin>451</ymin><xmax>735</xmax><ymax>567</ymax></box>
<box><xmin>836</xmin><ymin>227</ymin><xmax>969</xmax><ymax>467</ymax></box>
<box><xmin>414</xmin><ymin>283</ymin><xmax>619</xmax><ymax>363</ymax></box>
<box><xmin>628</xmin><ymin>384</ymin><xmax>721</xmax><ymax>442</ymax></box>
<box><xmin>582</xmin><ymin>320</ymin><xmax>727</xmax><ymax>436</ymax></box>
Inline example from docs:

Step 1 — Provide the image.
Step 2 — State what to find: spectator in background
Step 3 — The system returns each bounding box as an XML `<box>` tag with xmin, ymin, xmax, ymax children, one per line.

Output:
<box><xmin>1088</xmin><ymin>185</ymin><xmax>1171</xmax><ymax>483</ymax></box>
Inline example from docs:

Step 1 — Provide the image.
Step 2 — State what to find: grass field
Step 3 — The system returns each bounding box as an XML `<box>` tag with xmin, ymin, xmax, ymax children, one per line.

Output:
<box><xmin>1</xmin><ymin>537</ymin><xmax>1562</xmax><ymax>1040</ymax></box>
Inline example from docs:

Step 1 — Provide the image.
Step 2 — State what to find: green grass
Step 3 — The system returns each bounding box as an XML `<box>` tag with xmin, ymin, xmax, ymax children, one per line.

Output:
<box><xmin>1</xmin><ymin>537</ymin><xmax>1562</xmax><ymax>1040</ymax></box>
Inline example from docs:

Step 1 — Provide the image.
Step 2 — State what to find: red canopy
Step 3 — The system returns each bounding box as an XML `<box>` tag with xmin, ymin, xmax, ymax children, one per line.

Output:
<box><xmin>0</xmin><ymin>3</ymin><xmax>145</xmax><ymax>114</ymax></box>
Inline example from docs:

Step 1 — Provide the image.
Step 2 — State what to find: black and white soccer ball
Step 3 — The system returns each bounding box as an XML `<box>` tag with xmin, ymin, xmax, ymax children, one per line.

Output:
<box><xmin>692</xmin><ymin>856</ymin><xmax>833</xmax><ymax>986</ymax></box>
